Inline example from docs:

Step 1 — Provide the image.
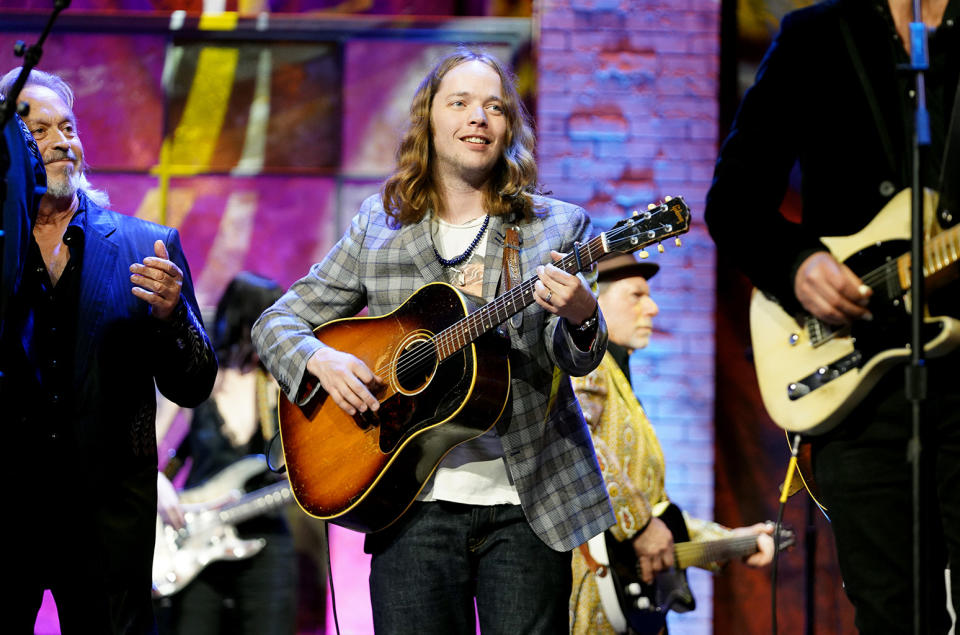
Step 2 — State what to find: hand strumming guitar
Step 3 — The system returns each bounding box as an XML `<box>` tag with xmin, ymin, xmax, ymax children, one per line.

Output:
<box><xmin>306</xmin><ymin>347</ymin><xmax>384</xmax><ymax>416</ymax></box>
<box><xmin>632</xmin><ymin>516</ymin><xmax>676</xmax><ymax>584</ymax></box>
<box><xmin>794</xmin><ymin>251</ymin><xmax>872</xmax><ymax>326</ymax></box>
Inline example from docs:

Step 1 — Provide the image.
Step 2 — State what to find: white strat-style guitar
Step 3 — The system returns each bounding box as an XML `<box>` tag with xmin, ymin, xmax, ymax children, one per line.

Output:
<box><xmin>152</xmin><ymin>455</ymin><xmax>293</xmax><ymax>597</ymax></box>
<box><xmin>750</xmin><ymin>188</ymin><xmax>960</xmax><ymax>435</ymax></box>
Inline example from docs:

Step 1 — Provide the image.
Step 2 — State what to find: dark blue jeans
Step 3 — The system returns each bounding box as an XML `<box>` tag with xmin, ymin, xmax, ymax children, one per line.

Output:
<box><xmin>812</xmin><ymin>365</ymin><xmax>960</xmax><ymax>634</ymax></box>
<box><xmin>364</xmin><ymin>501</ymin><xmax>571</xmax><ymax>634</ymax></box>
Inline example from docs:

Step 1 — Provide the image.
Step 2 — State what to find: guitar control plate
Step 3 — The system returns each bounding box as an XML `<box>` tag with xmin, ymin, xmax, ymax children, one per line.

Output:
<box><xmin>787</xmin><ymin>349</ymin><xmax>864</xmax><ymax>400</ymax></box>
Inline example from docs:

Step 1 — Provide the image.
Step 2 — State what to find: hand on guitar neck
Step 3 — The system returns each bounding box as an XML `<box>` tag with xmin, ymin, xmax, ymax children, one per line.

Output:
<box><xmin>631</xmin><ymin>516</ymin><xmax>775</xmax><ymax>583</ymax></box>
<box><xmin>533</xmin><ymin>250</ymin><xmax>599</xmax><ymax>327</ymax></box>
<box><xmin>730</xmin><ymin>522</ymin><xmax>777</xmax><ymax>567</ymax></box>
<box><xmin>794</xmin><ymin>251</ymin><xmax>873</xmax><ymax>326</ymax></box>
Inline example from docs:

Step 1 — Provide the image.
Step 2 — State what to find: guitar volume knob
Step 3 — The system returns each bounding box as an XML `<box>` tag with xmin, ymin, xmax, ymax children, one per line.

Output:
<box><xmin>625</xmin><ymin>582</ymin><xmax>642</xmax><ymax>596</ymax></box>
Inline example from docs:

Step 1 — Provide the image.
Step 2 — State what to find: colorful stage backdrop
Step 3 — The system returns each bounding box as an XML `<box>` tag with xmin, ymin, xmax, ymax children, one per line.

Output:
<box><xmin>1</xmin><ymin>0</ymin><xmax>854</xmax><ymax>632</ymax></box>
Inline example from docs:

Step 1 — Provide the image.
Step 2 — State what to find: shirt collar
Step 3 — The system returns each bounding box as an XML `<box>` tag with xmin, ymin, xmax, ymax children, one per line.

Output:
<box><xmin>62</xmin><ymin>191</ymin><xmax>88</xmax><ymax>250</ymax></box>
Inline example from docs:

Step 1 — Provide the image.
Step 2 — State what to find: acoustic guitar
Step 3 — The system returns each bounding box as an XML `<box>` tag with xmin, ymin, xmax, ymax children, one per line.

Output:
<box><xmin>278</xmin><ymin>198</ymin><xmax>692</xmax><ymax>533</ymax></box>
<box><xmin>750</xmin><ymin>188</ymin><xmax>960</xmax><ymax>435</ymax></box>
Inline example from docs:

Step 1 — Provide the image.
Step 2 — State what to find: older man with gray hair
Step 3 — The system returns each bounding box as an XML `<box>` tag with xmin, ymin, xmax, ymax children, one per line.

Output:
<box><xmin>0</xmin><ymin>67</ymin><xmax>217</xmax><ymax>633</ymax></box>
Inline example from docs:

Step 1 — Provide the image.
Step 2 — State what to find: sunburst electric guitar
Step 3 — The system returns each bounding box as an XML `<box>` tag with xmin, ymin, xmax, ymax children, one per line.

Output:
<box><xmin>750</xmin><ymin>188</ymin><xmax>960</xmax><ymax>435</ymax></box>
<box><xmin>278</xmin><ymin>198</ymin><xmax>691</xmax><ymax>533</ymax></box>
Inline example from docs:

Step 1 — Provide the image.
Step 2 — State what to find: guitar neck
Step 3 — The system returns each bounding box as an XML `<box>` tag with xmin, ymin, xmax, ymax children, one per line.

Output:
<box><xmin>424</xmin><ymin>198</ymin><xmax>690</xmax><ymax>362</ymax></box>
<box><xmin>433</xmin><ymin>235</ymin><xmax>608</xmax><ymax>362</ymax></box>
<box><xmin>217</xmin><ymin>481</ymin><xmax>293</xmax><ymax>526</ymax></box>
<box><xmin>674</xmin><ymin>535</ymin><xmax>760</xmax><ymax>570</ymax></box>
<box><xmin>896</xmin><ymin>222</ymin><xmax>960</xmax><ymax>290</ymax></box>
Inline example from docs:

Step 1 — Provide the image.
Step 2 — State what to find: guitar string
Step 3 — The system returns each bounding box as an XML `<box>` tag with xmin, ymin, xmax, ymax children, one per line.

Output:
<box><xmin>854</xmin><ymin>226</ymin><xmax>960</xmax><ymax>289</ymax></box>
<box><xmin>673</xmin><ymin>536</ymin><xmax>758</xmax><ymax>565</ymax></box>
<box><xmin>378</xmin><ymin>220</ymin><xmax>665</xmax><ymax>384</ymax></box>
<box><xmin>371</xmin><ymin>219</ymin><xmax>673</xmax><ymax>387</ymax></box>
<box><xmin>806</xmin><ymin>257</ymin><xmax>903</xmax><ymax>343</ymax></box>
<box><xmin>373</xmin><ymin>246</ymin><xmax>589</xmax><ymax>384</ymax></box>
<box><xmin>375</xmin><ymin>232</ymin><xmax>607</xmax><ymax>383</ymax></box>
<box><xmin>673</xmin><ymin>533</ymin><xmax>790</xmax><ymax>567</ymax></box>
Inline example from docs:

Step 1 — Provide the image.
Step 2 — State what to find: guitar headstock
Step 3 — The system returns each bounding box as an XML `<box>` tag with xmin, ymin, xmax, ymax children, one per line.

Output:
<box><xmin>603</xmin><ymin>196</ymin><xmax>691</xmax><ymax>258</ymax></box>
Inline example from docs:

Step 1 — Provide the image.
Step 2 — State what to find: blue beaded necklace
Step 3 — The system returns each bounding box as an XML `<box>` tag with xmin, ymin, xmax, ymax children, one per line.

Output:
<box><xmin>433</xmin><ymin>214</ymin><xmax>490</xmax><ymax>267</ymax></box>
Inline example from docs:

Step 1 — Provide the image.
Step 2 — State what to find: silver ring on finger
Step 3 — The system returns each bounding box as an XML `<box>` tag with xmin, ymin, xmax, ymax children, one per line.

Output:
<box><xmin>545</xmin><ymin>290</ymin><xmax>553</xmax><ymax>303</ymax></box>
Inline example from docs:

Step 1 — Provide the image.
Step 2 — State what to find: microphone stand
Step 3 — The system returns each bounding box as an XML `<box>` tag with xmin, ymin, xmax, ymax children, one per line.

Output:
<box><xmin>902</xmin><ymin>2</ymin><xmax>930</xmax><ymax>634</ymax></box>
<box><xmin>0</xmin><ymin>0</ymin><xmax>71</xmax><ymax>125</ymax></box>
<box><xmin>0</xmin><ymin>0</ymin><xmax>70</xmax><ymax>387</ymax></box>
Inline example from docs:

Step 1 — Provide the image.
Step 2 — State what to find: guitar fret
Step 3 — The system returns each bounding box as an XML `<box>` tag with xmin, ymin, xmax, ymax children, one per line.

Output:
<box><xmin>216</xmin><ymin>483</ymin><xmax>291</xmax><ymax>526</ymax></box>
<box><xmin>675</xmin><ymin>535</ymin><xmax>757</xmax><ymax>569</ymax></box>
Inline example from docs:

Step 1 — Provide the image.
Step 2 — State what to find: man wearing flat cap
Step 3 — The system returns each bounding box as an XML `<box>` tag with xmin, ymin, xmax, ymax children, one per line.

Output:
<box><xmin>569</xmin><ymin>253</ymin><xmax>775</xmax><ymax>634</ymax></box>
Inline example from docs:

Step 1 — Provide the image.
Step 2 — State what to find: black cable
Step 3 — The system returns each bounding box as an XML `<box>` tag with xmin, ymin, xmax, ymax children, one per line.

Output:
<box><xmin>323</xmin><ymin>522</ymin><xmax>341</xmax><ymax>635</ymax></box>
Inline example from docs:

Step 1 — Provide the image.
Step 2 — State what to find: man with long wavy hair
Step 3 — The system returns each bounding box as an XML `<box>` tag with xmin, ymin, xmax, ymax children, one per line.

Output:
<box><xmin>254</xmin><ymin>48</ymin><xmax>615</xmax><ymax>632</ymax></box>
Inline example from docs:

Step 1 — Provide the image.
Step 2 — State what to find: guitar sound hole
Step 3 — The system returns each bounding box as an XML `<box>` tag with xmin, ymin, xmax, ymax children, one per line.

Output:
<box><xmin>394</xmin><ymin>338</ymin><xmax>437</xmax><ymax>393</ymax></box>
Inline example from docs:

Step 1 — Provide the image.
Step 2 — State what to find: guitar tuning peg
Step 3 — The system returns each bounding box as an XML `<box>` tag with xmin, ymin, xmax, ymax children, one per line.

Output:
<box><xmin>664</xmin><ymin>195</ymin><xmax>673</xmax><ymax>202</ymax></box>
<box><xmin>638</xmin><ymin>250</ymin><xmax>649</xmax><ymax>259</ymax></box>
<box><xmin>675</xmin><ymin>237</ymin><xmax>682</xmax><ymax>247</ymax></box>
<box><xmin>631</xmin><ymin>209</ymin><xmax>639</xmax><ymax>217</ymax></box>
<box><xmin>647</xmin><ymin>203</ymin><xmax>656</xmax><ymax>210</ymax></box>
<box><xmin>657</xmin><ymin>243</ymin><xmax>665</xmax><ymax>253</ymax></box>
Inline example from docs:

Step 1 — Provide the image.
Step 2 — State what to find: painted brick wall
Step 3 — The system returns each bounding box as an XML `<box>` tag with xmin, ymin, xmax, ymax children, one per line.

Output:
<box><xmin>536</xmin><ymin>1</ymin><xmax>720</xmax><ymax>632</ymax></box>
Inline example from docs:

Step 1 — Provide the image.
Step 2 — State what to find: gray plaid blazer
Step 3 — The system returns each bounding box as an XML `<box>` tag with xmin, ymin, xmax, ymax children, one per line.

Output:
<box><xmin>253</xmin><ymin>194</ymin><xmax>615</xmax><ymax>551</ymax></box>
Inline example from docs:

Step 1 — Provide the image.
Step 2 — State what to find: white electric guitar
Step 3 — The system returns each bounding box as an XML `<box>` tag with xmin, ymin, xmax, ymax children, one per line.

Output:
<box><xmin>152</xmin><ymin>455</ymin><xmax>293</xmax><ymax>597</ymax></box>
<box><xmin>750</xmin><ymin>188</ymin><xmax>960</xmax><ymax>435</ymax></box>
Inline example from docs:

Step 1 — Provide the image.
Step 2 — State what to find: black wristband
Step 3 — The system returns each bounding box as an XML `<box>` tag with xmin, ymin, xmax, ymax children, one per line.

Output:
<box><xmin>575</xmin><ymin>303</ymin><xmax>599</xmax><ymax>332</ymax></box>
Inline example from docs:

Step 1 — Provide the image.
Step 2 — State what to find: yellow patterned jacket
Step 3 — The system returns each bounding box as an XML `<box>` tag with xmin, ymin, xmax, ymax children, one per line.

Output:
<box><xmin>569</xmin><ymin>351</ymin><xmax>729</xmax><ymax>635</ymax></box>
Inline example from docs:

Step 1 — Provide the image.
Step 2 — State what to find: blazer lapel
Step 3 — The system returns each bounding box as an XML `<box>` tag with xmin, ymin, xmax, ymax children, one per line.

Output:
<box><xmin>403</xmin><ymin>217</ymin><xmax>445</xmax><ymax>285</ymax></box>
<box><xmin>483</xmin><ymin>214</ymin><xmax>508</xmax><ymax>300</ymax></box>
<box><xmin>74</xmin><ymin>206</ymin><xmax>119</xmax><ymax>385</ymax></box>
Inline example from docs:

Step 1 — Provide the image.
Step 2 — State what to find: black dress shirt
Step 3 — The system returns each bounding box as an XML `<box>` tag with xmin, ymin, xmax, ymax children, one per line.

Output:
<box><xmin>18</xmin><ymin>199</ymin><xmax>86</xmax><ymax>438</ymax></box>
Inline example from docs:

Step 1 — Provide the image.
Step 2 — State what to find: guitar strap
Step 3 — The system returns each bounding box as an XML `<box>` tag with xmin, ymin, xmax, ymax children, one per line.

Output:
<box><xmin>577</xmin><ymin>542</ymin><xmax>605</xmax><ymax>575</ymax></box>
<box><xmin>501</xmin><ymin>226</ymin><xmax>521</xmax><ymax>291</ymax></box>
<box><xmin>502</xmin><ymin>226</ymin><xmax>523</xmax><ymax>330</ymax></box>
<box><xmin>937</xmin><ymin>75</ymin><xmax>960</xmax><ymax>228</ymax></box>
